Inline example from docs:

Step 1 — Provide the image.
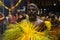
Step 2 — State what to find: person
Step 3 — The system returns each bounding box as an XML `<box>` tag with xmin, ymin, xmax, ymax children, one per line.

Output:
<box><xmin>0</xmin><ymin>13</ymin><xmax>6</xmax><ymax>34</ymax></box>
<box><xmin>27</xmin><ymin>3</ymin><xmax>45</xmax><ymax>31</ymax></box>
<box><xmin>8</xmin><ymin>13</ymin><xmax>17</xmax><ymax>24</ymax></box>
<box><xmin>27</xmin><ymin>3</ymin><xmax>40</xmax><ymax>23</ymax></box>
<box><xmin>17</xmin><ymin>13</ymin><xmax>26</xmax><ymax>23</ymax></box>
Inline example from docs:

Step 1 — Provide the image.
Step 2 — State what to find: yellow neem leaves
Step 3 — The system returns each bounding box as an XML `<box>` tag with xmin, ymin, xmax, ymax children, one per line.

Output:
<box><xmin>3</xmin><ymin>20</ymin><xmax>50</xmax><ymax>40</ymax></box>
<box><xmin>16</xmin><ymin>20</ymin><xmax>50</xmax><ymax>40</ymax></box>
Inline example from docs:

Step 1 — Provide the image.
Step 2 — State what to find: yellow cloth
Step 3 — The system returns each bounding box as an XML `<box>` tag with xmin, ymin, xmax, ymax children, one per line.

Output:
<box><xmin>44</xmin><ymin>21</ymin><xmax>51</xmax><ymax>30</ymax></box>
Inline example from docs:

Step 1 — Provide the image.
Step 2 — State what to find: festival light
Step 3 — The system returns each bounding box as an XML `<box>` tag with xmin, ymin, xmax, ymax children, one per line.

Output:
<box><xmin>0</xmin><ymin>0</ymin><xmax>22</xmax><ymax>14</ymax></box>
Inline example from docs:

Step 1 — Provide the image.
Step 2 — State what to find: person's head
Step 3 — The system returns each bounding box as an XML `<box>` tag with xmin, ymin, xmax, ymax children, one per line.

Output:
<box><xmin>17</xmin><ymin>13</ymin><xmax>26</xmax><ymax>21</ymax></box>
<box><xmin>18</xmin><ymin>13</ymin><xmax>23</xmax><ymax>19</ymax></box>
<box><xmin>27</xmin><ymin>3</ymin><xmax>39</xmax><ymax>15</ymax></box>
<box><xmin>51</xmin><ymin>14</ymin><xmax>55</xmax><ymax>20</ymax></box>
<box><xmin>27</xmin><ymin>3</ymin><xmax>40</xmax><ymax>22</ymax></box>
<box><xmin>8</xmin><ymin>13</ymin><xmax>12</xmax><ymax>18</ymax></box>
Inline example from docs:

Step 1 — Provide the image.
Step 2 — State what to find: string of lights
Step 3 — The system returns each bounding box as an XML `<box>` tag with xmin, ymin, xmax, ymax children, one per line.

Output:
<box><xmin>0</xmin><ymin>0</ymin><xmax>22</xmax><ymax>14</ymax></box>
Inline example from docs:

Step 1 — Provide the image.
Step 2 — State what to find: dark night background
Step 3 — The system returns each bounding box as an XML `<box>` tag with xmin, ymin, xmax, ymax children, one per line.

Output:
<box><xmin>0</xmin><ymin>0</ymin><xmax>27</xmax><ymax>16</ymax></box>
<box><xmin>30</xmin><ymin>0</ymin><xmax>60</xmax><ymax>16</ymax></box>
<box><xmin>0</xmin><ymin>0</ymin><xmax>60</xmax><ymax>16</ymax></box>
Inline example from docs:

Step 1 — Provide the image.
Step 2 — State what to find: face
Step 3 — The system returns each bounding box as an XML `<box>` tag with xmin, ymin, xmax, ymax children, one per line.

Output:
<box><xmin>27</xmin><ymin>6</ymin><xmax>38</xmax><ymax>15</ymax></box>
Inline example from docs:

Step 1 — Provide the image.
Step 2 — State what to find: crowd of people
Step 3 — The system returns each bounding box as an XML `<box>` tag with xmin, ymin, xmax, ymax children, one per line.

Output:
<box><xmin>0</xmin><ymin>3</ymin><xmax>60</xmax><ymax>40</ymax></box>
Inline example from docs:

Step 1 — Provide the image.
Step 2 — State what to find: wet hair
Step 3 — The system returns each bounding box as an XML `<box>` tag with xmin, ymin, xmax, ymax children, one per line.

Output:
<box><xmin>27</xmin><ymin>3</ymin><xmax>40</xmax><ymax>15</ymax></box>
